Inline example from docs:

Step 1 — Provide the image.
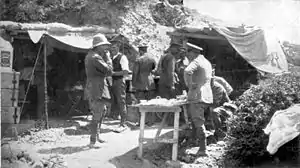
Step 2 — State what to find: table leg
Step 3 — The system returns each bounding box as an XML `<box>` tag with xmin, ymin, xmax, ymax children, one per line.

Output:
<box><xmin>172</xmin><ymin>111</ymin><xmax>180</xmax><ymax>161</ymax></box>
<box><xmin>155</xmin><ymin>113</ymin><xmax>169</xmax><ymax>140</ymax></box>
<box><xmin>138</xmin><ymin>111</ymin><xmax>146</xmax><ymax>158</ymax></box>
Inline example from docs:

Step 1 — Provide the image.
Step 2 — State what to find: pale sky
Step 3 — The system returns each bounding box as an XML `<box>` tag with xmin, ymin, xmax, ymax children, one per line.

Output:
<box><xmin>184</xmin><ymin>0</ymin><xmax>300</xmax><ymax>44</ymax></box>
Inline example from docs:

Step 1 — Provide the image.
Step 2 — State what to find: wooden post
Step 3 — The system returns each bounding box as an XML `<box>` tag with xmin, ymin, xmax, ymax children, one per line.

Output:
<box><xmin>44</xmin><ymin>40</ymin><xmax>49</xmax><ymax>129</ymax></box>
<box><xmin>172</xmin><ymin>110</ymin><xmax>180</xmax><ymax>161</ymax></box>
<box><xmin>138</xmin><ymin>111</ymin><xmax>146</xmax><ymax>158</ymax></box>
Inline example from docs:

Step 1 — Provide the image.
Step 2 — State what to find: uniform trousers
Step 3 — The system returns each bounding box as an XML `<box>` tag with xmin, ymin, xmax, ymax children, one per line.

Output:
<box><xmin>88</xmin><ymin>98</ymin><xmax>110</xmax><ymax>144</ymax></box>
<box><xmin>111</xmin><ymin>79</ymin><xmax>127</xmax><ymax>124</ymax></box>
<box><xmin>187</xmin><ymin>102</ymin><xmax>210</xmax><ymax>151</ymax></box>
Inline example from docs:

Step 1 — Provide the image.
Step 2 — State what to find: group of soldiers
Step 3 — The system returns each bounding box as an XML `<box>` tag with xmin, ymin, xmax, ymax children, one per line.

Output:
<box><xmin>85</xmin><ymin>33</ymin><xmax>236</xmax><ymax>156</ymax></box>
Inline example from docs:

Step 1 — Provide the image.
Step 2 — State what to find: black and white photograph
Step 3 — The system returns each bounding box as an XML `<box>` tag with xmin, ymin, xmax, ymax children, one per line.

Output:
<box><xmin>1</xmin><ymin>0</ymin><xmax>300</xmax><ymax>167</ymax></box>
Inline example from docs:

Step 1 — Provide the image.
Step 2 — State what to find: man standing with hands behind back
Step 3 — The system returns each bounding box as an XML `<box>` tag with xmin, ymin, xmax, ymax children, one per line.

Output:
<box><xmin>184</xmin><ymin>42</ymin><xmax>213</xmax><ymax>156</ymax></box>
<box><xmin>85</xmin><ymin>33</ymin><xmax>112</xmax><ymax>147</ymax></box>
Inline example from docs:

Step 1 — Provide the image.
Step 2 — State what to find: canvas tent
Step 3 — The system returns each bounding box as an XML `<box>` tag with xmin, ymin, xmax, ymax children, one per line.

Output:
<box><xmin>0</xmin><ymin>21</ymin><xmax>139</xmax><ymax>127</ymax></box>
<box><xmin>168</xmin><ymin>22</ymin><xmax>289</xmax><ymax>74</ymax></box>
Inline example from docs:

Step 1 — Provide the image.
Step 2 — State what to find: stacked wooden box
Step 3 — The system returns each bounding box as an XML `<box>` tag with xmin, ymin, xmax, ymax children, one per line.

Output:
<box><xmin>1</xmin><ymin>70</ymin><xmax>21</xmax><ymax>124</ymax></box>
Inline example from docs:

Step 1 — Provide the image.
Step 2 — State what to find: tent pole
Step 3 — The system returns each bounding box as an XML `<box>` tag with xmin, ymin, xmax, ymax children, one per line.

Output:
<box><xmin>44</xmin><ymin>39</ymin><xmax>49</xmax><ymax>129</ymax></box>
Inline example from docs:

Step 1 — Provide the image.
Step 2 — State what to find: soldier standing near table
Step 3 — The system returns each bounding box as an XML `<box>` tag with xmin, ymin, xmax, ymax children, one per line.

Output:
<box><xmin>184</xmin><ymin>42</ymin><xmax>213</xmax><ymax>156</ymax></box>
<box><xmin>157</xmin><ymin>42</ymin><xmax>181</xmax><ymax>99</ymax></box>
<box><xmin>132</xmin><ymin>45</ymin><xmax>157</xmax><ymax>125</ymax></box>
<box><xmin>85</xmin><ymin>34</ymin><xmax>112</xmax><ymax>147</ymax></box>
<box><xmin>132</xmin><ymin>45</ymin><xmax>156</xmax><ymax>102</ymax></box>
<box><xmin>175</xmin><ymin>47</ymin><xmax>189</xmax><ymax>95</ymax></box>
<box><xmin>109</xmin><ymin>37</ymin><xmax>130</xmax><ymax>132</ymax></box>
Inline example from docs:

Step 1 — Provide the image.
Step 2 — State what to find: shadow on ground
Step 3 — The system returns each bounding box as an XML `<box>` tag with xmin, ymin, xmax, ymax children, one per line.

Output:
<box><xmin>109</xmin><ymin>130</ymin><xmax>183</xmax><ymax>168</ymax></box>
<box><xmin>63</xmin><ymin>126</ymin><xmax>113</xmax><ymax>136</ymax></box>
<box><xmin>63</xmin><ymin>116</ymin><xmax>122</xmax><ymax>135</ymax></box>
<box><xmin>37</xmin><ymin>145</ymin><xmax>97</xmax><ymax>155</ymax></box>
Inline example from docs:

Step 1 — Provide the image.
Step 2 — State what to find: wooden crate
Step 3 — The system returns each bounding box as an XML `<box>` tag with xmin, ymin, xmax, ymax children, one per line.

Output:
<box><xmin>1</xmin><ymin>106</ymin><xmax>21</xmax><ymax>124</ymax></box>
<box><xmin>1</xmin><ymin>71</ymin><xmax>20</xmax><ymax>89</ymax></box>
<box><xmin>1</xmin><ymin>88</ymin><xmax>19</xmax><ymax>107</ymax></box>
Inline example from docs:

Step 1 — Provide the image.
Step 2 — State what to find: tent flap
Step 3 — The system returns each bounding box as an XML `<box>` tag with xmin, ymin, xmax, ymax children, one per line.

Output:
<box><xmin>213</xmin><ymin>26</ymin><xmax>288</xmax><ymax>74</ymax></box>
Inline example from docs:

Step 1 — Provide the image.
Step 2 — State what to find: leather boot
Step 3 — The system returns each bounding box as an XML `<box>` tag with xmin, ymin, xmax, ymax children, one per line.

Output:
<box><xmin>96</xmin><ymin>116</ymin><xmax>105</xmax><ymax>143</ymax></box>
<box><xmin>196</xmin><ymin>127</ymin><xmax>207</xmax><ymax>156</ymax></box>
<box><xmin>89</xmin><ymin>120</ymin><xmax>98</xmax><ymax>145</ymax></box>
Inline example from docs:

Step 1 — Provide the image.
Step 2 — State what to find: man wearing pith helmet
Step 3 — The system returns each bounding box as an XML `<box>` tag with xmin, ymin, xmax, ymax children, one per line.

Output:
<box><xmin>184</xmin><ymin>42</ymin><xmax>213</xmax><ymax>156</ymax></box>
<box><xmin>85</xmin><ymin>33</ymin><xmax>112</xmax><ymax>147</ymax></box>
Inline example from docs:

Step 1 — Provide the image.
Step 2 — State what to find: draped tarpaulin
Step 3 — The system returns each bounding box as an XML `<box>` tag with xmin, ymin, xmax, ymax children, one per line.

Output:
<box><xmin>213</xmin><ymin>26</ymin><xmax>289</xmax><ymax>74</ymax></box>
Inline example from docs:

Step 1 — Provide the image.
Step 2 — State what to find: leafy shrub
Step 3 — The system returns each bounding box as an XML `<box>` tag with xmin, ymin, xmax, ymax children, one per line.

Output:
<box><xmin>150</xmin><ymin>2</ymin><xmax>192</xmax><ymax>27</ymax></box>
<box><xmin>223</xmin><ymin>71</ymin><xmax>300</xmax><ymax>167</ymax></box>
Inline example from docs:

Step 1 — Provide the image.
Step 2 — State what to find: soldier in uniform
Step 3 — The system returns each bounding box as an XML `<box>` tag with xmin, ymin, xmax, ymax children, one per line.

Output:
<box><xmin>205</xmin><ymin>68</ymin><xmax>232</xmax><ymax>134</ymax></box>
<box><xmin>157</xmin><ymin>42</ymin><xmax>181</xmax><ymax>99</ymax></box>
<box><xmin>109</xmin><ymin>37</ymin><xmax>130</xmax><ymax>132</ymax></box>
<box><xmin>85</xmin><ymin>34</ymin><xmax>112</xmax><ymax>147</ymax></box>
<box><xmin>132</xmin><ymin>45</ymin><xmax>156</xmax><ymax>102</ymax></box>
<box><xmin>175</xmin><ymin>47</ymin><xmax>189</xmax><ymax>95</ymax></box>
<box><xmin>184</xmin><ymin>42</ymin><xmax>213</xmax><ymax>156</ymax></box>
<box><xmin>132</xmin><ymin>45</ymin><xmax>157</xmax><ymax>125</ymax></box>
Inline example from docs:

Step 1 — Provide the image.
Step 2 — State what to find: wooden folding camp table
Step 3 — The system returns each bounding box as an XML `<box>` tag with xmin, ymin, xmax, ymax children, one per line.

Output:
<box><xmin>136</xmin><ymin>103</ymin><xmax>189</xmax><ymax>161</ymax></box>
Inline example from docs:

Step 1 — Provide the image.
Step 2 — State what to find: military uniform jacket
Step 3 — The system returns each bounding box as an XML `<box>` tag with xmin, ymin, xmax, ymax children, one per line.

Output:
<box><xmin>184</xmin><ymin>55</ymin><xmax>213</xmax><ymax>104</ymax></box>
<box><xmin>158</xmin><ymin>53</ymin><xmax>176</xmax><ymax>88</ymax></box>
<box><xmin>85</xmin><ymin>50</ymin><xmax>113</xmax><ymax>101</ymax></box>
<box><xmin>132</xmin><ymin>53</ymin><xmax>156</xmax><ymax>91</ymax></box>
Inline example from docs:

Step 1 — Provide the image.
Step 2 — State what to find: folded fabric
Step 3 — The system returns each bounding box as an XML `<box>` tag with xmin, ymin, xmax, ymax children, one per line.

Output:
<box><xmin>264</xmin><ymin>104</ymin><xmax>300</xmax><ymax>154</ymax></box>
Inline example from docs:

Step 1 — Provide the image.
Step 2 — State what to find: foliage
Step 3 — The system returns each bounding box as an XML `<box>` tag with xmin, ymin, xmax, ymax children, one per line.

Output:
<box><xmin>150</xmin><ymin>2</ymin><xmax>192</xmax><ymax>27</ymax></box>
<box><xmin>223</xmin><ymin>71</ymin><xmax>300</xmax><ymax>167</ymax></box>
<box><xmin>0</xmin><ymin>0</ymin><xmax>138</xmax><ymax>26</ymax></box>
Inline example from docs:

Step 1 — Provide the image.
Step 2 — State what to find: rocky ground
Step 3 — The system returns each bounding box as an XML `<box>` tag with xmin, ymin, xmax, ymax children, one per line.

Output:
<box><xmin>1</xmin><ymin>117</ymin><xmax>225</xmax><ymax>168</ymax></box>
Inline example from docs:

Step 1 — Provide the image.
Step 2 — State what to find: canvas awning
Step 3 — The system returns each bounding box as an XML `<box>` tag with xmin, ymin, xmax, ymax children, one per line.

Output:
<box><xmin>28</xmin><ymin>30</ymin><xmax>98</xmax><ymax>53</ymax></box>
<box><xmin>0</xmin><ymin>21</ymin><xmax>116</xmax><ymax>53</ymax></box>
<box><xmin>169</xmin><ymin>24</ymin><xmax>289</xmax><ymax>74</ymax></box>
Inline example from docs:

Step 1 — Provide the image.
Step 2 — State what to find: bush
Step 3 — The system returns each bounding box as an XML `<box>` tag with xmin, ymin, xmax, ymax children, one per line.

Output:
<box><xmin>223</xmin><ymin>71</ymin><xmax>300</xmax><ymax>167</ymax></box>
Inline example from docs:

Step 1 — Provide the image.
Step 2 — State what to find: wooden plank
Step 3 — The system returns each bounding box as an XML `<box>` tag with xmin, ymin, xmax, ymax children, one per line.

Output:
<box><xmin>139</xmin><ymin>106</ymin><xmax>181</xmax><ymax>113</ymax></box>
<box><xmin>138</xmin><ymin>111</ymin><xmax>146</xmax><ymax>158</ymax></box>
<box><xmin>44</xmin><ymin>42</ymin><xmax>49</xmax><ymax>129</ymax></box>
<box><xmin>155</xmin><ymin>113</ymin><xmax>169</xmax><ymax>139</ymax></box>
<box><xmin>167</xmin><ymin>31</ymin><xmax>226</xmax><ymax>40</ymax></box>
<box><xmin>172</xmin><ymin>111</ymin><xmax>180</xmax><ymax>161</ymax></box>
<box><xmin>156</xmin><ymin>138</ymin><xmax>177</xmax><ymax>144</ymax></box>
<box><xmin>140</xmin><ymin>137</ymin><xmax>177</xmax><ymax>144</ymax></box>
